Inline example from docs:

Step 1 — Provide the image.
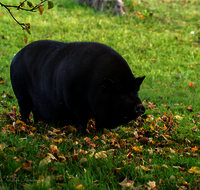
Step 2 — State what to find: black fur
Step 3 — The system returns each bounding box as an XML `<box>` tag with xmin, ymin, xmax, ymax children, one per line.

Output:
<box><xmin>10</xmin><ymin>40</ymin><xmax>145</xmax><ymax>133</ymax></box>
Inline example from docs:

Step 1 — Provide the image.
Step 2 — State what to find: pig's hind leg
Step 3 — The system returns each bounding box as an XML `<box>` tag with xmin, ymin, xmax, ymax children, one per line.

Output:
<box><xmin>16</xmin><ymin>93</ymin><xmax>33</xmax><ymax>124</ymax></box>
<box><xmin>74</xmin><ymin>108</ymin><xmax>88</xmax><ymax>134</ymax></box>
<box><xmin>94</xmin><ymin>119</ymin><xmax>105</xmax><ymax>133</ymax></box>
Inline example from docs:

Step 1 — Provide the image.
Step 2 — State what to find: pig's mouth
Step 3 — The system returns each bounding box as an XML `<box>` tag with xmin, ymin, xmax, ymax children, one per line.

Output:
<box><xmin>120</xmin><ymin>104</ymin><xmax>145</xmax><ymax>123</ymax></box>
<box><xmin>99</xmin><ymin>105</ymin><xmax>146</xmax><ymax>129</ymax></box>
<box><xmin>102</xmin><ymin>116</ymin><xmax>134</xmax><ymax>129</ymax></box>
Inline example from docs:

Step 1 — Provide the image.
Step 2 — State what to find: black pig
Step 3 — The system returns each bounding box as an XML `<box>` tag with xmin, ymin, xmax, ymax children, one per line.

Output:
<box><xmin>10</xmin><ymin>40</ymin><xmax>145</xmax><ymax>133</ymax></box>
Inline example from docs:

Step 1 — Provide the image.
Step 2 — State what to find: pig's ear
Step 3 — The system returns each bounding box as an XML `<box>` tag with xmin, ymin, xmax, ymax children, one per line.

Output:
<box><xmin>102</xmin><ymin>78</ymin><xmax>115</xmax><ymax>91</ymax></box>
<box><xmin>135</xmin><ymin>75</ymin><xmax>145</xmax><ymax>89</ymax></box>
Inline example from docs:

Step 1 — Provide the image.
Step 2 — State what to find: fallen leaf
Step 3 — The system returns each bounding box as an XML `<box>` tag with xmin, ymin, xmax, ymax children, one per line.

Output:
<box><xmin>140</xmin><ymin>165</ymin><xmax>151</xmax><ymax>171</ymax></box>
<box><xmin>93</xmin><ymin>136</ymin><xmax>99</xmax><ymax>140</ymax></box>
<box><xmin>170</xmin><ymin>148</ymin><xmax>176</xmax><ymax>154</ymax></box>
<box><xmin>133</xmin><ymin>146</ymin><xmax>143</xmax><ymax>153</ymax></box>
<box><xmin>147</xmin><ymin>181</ymin><xmax>156</xmax><ymax>188</ymax></box>
<box><xmin>162</xmin><ymin>124</ymin><xmax>167</xmax><ymax>131</ymax></box>
<box><xmin>163</xmin><ymin>134</ymin><xmax>171</xmax><ymax>139</ymax></box>
<box><xmin>133</xmin><ymin>130</ymin><xmax>139</xmax><ymax>138</ymax></box>
<box><xmin>114</xmin><ymin>167</ymin><xmax>122</xmax><ymax>172</ymax></box>
<box><xmin>119</xmin><ymin>177</ymin><xmax>134</xmax><ymax>187</ymax></box>
<box><xmin>37</xmin><ymin>175</ymin><xmax>51</xmax><ymax>187</ymax></box>
<box><xmin>188</xmin><ymin>167</ymin><xmax>200</xmax><ymax>174</ymax></box>
<box><xmin>84</xmin><ymin>137</ymin><xmax>96</xmax><ymax>147</ymax></box>
<box><xmin>21</xmin><ymin>163</ymin><xmax>32</xmax><ymax>172</ymax></box>
<box><xmin>58</xmin><ymin>155</ymin><xmax>66</xmax><ymax>162</ymax></box>
<box><xmin>150</xmin><ymin>125</ymin><xmax>155</xmax><ymax>131</ymax></box>
<box><xmin>76</xmin><ymin>184</ymin><xmax>84</xmax><ymax>190</ymax></box>
<box><xmin>191</xmin><ymin>146</ymin><xmax>198</xmax><ymax>152</ymax></box>
<box><xmin>189</xmin><ymin>82</ymin><xmax>194</xmax><ymax>87</ymax></box>
<box><xmin>192</xmin><ymin>125</ymin><xmax>198</xmax><ymax>131</ymax></box>
<box><xmin>13</xmin><ymin>157</ymin><xmax>20</xmax><ymax>162</ymax></box>
<box><xmin>53</xmin><ymin>138</ymin><xmax>63</xmax><ymax>144</ymax></box>
<box><xmin>185</xmin><ymin>138</ymin><xmax>191</xmax><ymax>143</ymax></box>
<box><xmin>162</xmin><ymin>164</ymin><xmax>168</xmax><ymax>168</ymax></box>
<box><xmin>175</xmin><ymin>115</ymin><xmax>183</xmax><ymax>120</ymax></box>
<box><xmin>95</xmin><ymin>151</ymin><xmax>107</xmax><ymax>159</ymax></box>
<box><xmin>170</xmin><ymin>175</ymin><xmax>175</xmax><ymax>180</ymax></box>
<box><xmin>139</xmin><ymin>137</ymin><xmax>149</xmax><ymax>145</ymax></box>
<box><xmin>149</xmin><ymin>12</ymin><xmax>153</xmax><ymax>16</ymax></box>
<box><xmin>0</xmin><ymin>143</ymin><xmax>7</xmax><ymax>151</ymax></box>
<box><xmin>121</xmin><ymin>142</ymin><xmax>126</xmax><ymax>149</ymax></box>
<box><xmin>39</xmin><ymin>156</ymin><xmax>51</xmax><ymax>167</ymax></box>
<box><xmin>79</xmin><ymin>158</ymin><xmax>87</xmax><ymax>164</ymax></box>
<box><xmin>1</xmin><ymin>35</ymin><xmax>8</xmax><ymax>39</ymax></box>
<box><xmin>186</xmin><ymin>106</ymin><xmax>193</xmax><ymax>112</ymax></box>
<box><xmin>15</xmin><ymin>166</ymin><xmax>22</xmax><ymax>173</ymax></box>
<box><xmin>88</xmin><ymin>152</ymin><xmax>95</xmax><ymax>157</ymax></box>
<box><xmin>148</xmin><ymin>148</ymin><xmax>154</xmax><ymax>154</ymax></box>
<box><xmin>50</xmin><ymin>145</ymin><xmax>59</xmax><ymax>154</ymax></box>
<box><xmin>47</xmin><ymin>153</ymin><xmax>57</xmax><ymax>160</ymax></box>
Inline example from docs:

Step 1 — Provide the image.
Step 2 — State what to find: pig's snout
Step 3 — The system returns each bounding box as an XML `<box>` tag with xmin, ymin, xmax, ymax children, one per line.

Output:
<box><xmin>134</xmin><ymin>104</ymin><xmax>145</xmax><ymax>115</ymax></box>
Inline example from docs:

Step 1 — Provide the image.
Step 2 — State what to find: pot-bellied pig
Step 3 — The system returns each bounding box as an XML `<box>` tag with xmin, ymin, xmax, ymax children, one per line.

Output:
<box><xmin>10</xmin><ymin>40</ymin><xmax>145</xmax><ymax>133</ymax></box>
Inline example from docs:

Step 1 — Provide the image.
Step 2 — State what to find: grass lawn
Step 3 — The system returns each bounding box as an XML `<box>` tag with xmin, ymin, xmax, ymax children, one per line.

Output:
<box><xmin>0</xmin><ymin>0</ymin><xmax>200</xmax><ymax>189</ymax></box>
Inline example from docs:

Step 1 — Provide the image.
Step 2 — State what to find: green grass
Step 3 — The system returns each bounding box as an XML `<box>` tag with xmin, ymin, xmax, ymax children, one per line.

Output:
<box><xmin>0</xmin><ymin>0</ymin><xmax>200</xmax><ymax>189</ymax></box>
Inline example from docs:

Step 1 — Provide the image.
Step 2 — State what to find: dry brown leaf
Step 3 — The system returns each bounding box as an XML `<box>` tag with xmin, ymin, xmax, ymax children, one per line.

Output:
<box><xmin>0</xmin><ymin>143</ymin><xmax>7</xmax><ymax>151</ymax></box>
<box><xmin>58</xmin><ymin>155</ymin><xmax>66</xmax><ymax>162</ymax></box>
<box><xmin>188</xmin><ymin>166</ymin><xmax>200</xmax><ymax>174</ymax></box>
<box><xmin>121</xmin><ymin>142</ymin><xmax>126</xmax><ymax>149</ymax></box>
<box><xmin>133</xmin><ymin>146</ymin><xmax>143</xmax><ymax>153</ymax></box>
<box><xmin>147</xmin><ymin>181</ymin><xmax>156</xmax><ymax>188</ymax></box>
<box><xmin>133</xmin><ymin>130</ymin><xmax>139</xmax><ymax>138</ymax></box>
<box><xmin>15</xmin><ymin>166</ymin><xmax>22</xmax><ymax>173</ymax></box>
<box><xmin>139</xmin><ymin>137</ymin><xmax>149</xmax><ymax>145</ymax></box>
<box><xmin>114</xmin><ymin>167</ymin><xmax>122</xmax><ymax>172</ymax></box>
<box><xmin>186</xmin><ymin>106</ymin><xmax>193</xmax><ymax>111</ymax></box>
<box><xmin>170</xmin><ymin>148</ymin><xmax>176</xmax><ymax>154</ymax></box>
<box><xmin>76</xmin><ymin>184</ymin><xmax>84</xmax><ymax>190</ymax></box>
<box><xmin>21</xmin><ymin>163</ymin><xmax>32</xmax><ymax>172</ymax></box>
<box><xmin>118</xmin><ymin>177</ymin><xmax>134</xmax><ymax>187</ymax></box>
<box><xmin>162</xmin><ymin>164</ymin><xmax>168</xmax><ymax>168</ymax></box>
<box><xmin>170</xmin><ymin>175</ymin><xmax>175</xmax><ymax>180</ymax></box>
<box><xmin>95</xmin><ymin>151</ymin><xmax>107</xmax><ymax>159</ymax></box>
<box><xmin>39</xmin><ymin>156</ymin><xmax>51</xmax><ymax>167</ymax></box>
<box><xmin>140</xmin><ymin>165</ymin><xmax>151</xmax><ymax>171</ymax></box>
<box><xmin>79</xmin><ymin>158</ymin><xmax>87</xmax><ymax>164</ymax></box>
<box><xmin>47</xmin><ymin>153</ymin><xmax>57</xmax><ymax>160</ymax></box>
<box><xmin>50</xmin><ymin>145</ymin><xmax>59</xmax><ymax>154</ymax></box>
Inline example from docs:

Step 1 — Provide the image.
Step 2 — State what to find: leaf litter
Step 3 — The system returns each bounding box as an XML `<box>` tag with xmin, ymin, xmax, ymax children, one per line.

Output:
<box><xmin>0</xmin><ymin>101</ymin><xmax>200</xmax><ymax>189</ymax></box>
